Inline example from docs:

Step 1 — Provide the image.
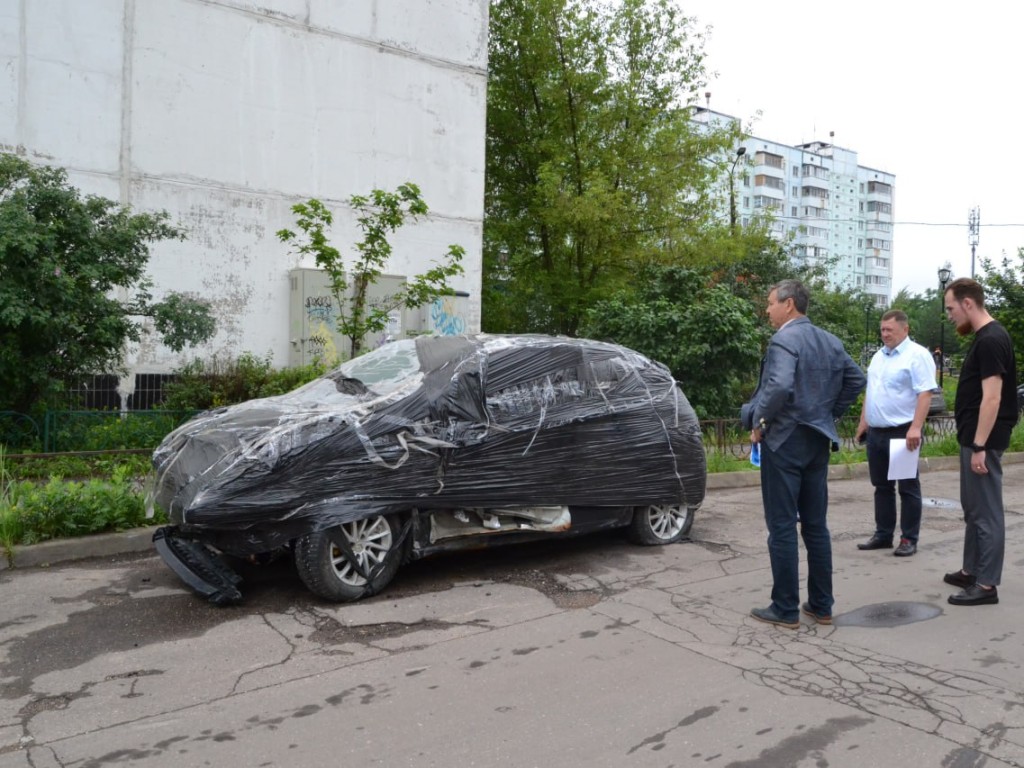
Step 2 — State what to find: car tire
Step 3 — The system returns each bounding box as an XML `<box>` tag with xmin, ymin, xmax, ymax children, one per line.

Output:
<box><xmin>627</xmin><ymin>504</ymin><xmax>694</xmax><ymax>545</ymax></box>
<box><xmin>294</xmin><ymin>514</ymin><xmax>408</xmax><ymax>602</ymax></box>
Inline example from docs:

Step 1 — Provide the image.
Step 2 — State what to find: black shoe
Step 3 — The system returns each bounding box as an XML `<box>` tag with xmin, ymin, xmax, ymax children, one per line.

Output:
<box><xmin>943</xmin><ymin>570</ymin><xmax>976</xmax><ymax>589</ymax></box>
<box><xmin>893</xmin><ymin>538</ymin><xmax>917</xmax><ymax>557</ymax></box>
<box><xmin>857</xmin><ymin>535</ymin><xmax>893</xmax><ymax>551</ymax></box>
<box><xmin>801</xmin><ymin>602</ymin><xmax>832</xmax><ymax>625</ymax></box>
<box><xmin>948</xmin><ymin>584</ymin><xmax>999</xmax><ymax>606</ymax></box>
<box><xmin>750</xmin><ymin>606</ymin><xmax>799</xmax><ymax>629</ymax></box>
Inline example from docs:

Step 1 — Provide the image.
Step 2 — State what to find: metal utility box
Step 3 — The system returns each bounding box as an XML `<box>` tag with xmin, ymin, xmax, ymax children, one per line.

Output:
<box><xmin>418</xmin><ymin>291</ymin><xmax>471</xmax><ymax>336</ymax></box>
<box><xmin>288</xmin><ymin>269</ymin><xmax>412</xmax><ymax>367</ymax></box>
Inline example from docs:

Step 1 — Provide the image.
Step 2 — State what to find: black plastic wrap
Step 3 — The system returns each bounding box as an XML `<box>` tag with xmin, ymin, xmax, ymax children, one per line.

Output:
<box><xmin>151</xmin><ymin>334</ymin><xmax>706</xmax><ymax>552</ymax></box>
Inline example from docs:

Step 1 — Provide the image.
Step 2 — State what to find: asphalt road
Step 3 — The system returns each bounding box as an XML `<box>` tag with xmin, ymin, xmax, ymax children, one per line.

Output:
<box><xmin>3</xmin><ymin>457</ymin><xmax>1024</xmax><ymax>767</ymax></box>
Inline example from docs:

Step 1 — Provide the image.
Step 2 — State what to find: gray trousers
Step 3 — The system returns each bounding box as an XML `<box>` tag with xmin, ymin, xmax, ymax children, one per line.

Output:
<box><xmin>959</xmin><ymin>446</ymin><xmax>1006</xmax><ymax>586</ymax></box>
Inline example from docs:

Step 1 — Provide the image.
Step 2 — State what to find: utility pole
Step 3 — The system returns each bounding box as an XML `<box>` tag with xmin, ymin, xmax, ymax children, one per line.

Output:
<box><xmin>968</xmin><ymin>207</ymin><xmax>980</xmax><ymax>278</ymax></box>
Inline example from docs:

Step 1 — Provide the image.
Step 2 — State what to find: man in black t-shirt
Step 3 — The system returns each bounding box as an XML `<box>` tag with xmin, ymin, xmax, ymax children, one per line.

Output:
<box><xmin>942</xmin><ymin>277</ymin><xmax>1018</xmax><ymax>606</ymax></box>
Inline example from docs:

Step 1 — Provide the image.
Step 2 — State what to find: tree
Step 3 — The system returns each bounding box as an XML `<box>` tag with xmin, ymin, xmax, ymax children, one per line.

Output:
<box><xmin>0</xmin><ymin>154</ymin><xmax>215</xmax><ymax>413</ymax></box>
<box><xmin>980</xmin><ymin>248</ymin><xmax>1024</xmax><ymax>371</ymax></box>
<box><xmin>583</xmin><ymin>264</ymin><xmax>762</xmax><ymax>418</ymax></box>
<box><xmin>484</xmin><ymin>0</ymin><xmax>733</xmax><ymax>335</ymax></box>
<box><xmin>277</xmin><ymin>184</ymin><xmax>465</xmax><ymax>360</ymax></box>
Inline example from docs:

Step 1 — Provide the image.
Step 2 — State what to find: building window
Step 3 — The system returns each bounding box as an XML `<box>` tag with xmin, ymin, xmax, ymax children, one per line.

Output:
<box><xmin>867</xmin><ymin>181</ymin><xmax>892</xmax><ymax>195</ymax></box>
<box><xmin>867</xmin><ymin>201</ymin><xmax>892</xmax><ymax>214</ymax></box>
<box><xmin>802</xmin><ymin>186</ymin><xmax>829</xmax><ymax>199</ymax></box>
<box><xmin>755</xmin><ymin>174</ymin><xmax>785</xmax><ymax>191</ymax></box>
<box><xmin>755</xmin><ymin>151</ymin><xmax>784</xmax><ymax>169</ymax></box>
<box><xmin>753</xmin><ymin>196</ymin><xmax>784</xmax><ymax>212</ymax></box>
<box><xmin>791</xmin><ymin>206</ymin><xmax>797</xmax><ymax>217</ymax></box>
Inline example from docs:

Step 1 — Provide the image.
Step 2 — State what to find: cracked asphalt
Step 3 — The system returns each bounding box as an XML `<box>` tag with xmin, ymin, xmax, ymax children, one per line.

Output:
<box><xmin>3</xmin><ymin>458</ymin><xmax>1024</xmax><ymax>767</ymax></box>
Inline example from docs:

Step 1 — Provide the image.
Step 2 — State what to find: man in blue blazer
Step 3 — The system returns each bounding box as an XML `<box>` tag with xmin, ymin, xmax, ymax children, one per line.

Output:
<box><xmin>741</xmin><ymin>280</ymin><xmax>866</xmax><ymax>629</ymax></box>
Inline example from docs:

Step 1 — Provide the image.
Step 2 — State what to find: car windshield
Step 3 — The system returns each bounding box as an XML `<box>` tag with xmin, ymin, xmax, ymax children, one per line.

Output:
<box><xmin>336</xmin><ymin>339</ymin><xmax>421</xmax><ymax>392</ymax></box>
<box><xmin>279</xmin><ymin>340</ymin><xmax>423</xmax><ymax>407</ymax></box>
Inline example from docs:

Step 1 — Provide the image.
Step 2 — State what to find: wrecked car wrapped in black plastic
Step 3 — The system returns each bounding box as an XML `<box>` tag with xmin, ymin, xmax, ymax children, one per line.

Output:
<box><xmin>149</xmin><ymin>334</ymin><xmax>707</xmax><ymax>604</ymax></box>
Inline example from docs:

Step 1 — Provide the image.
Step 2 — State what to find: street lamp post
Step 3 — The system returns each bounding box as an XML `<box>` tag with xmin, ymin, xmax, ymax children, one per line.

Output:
<box><xmin>938</xmin><ymin>266</ymin><xmax>952</xmax><ymax>388</ymax></box>
<box><xmin>729</xmin><ymin>146</ymin><xmax>747</xmax><ymax>232</ymax></box>
<box><xmin>863</xmin><ymin>301</ymin><xmax>873</xmax><ymax>366</ymax></box>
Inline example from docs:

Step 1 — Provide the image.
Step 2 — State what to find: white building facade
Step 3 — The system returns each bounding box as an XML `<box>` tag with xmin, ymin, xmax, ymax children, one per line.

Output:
<box><xmin>699</xmin><ymin>109</ymin><xmax>895</xmax><ymax>308</ymax></box>
<box><xmin>1</xmin><ymin>0</ymin><xmax>488</xmax><ymax>401</ymax></box>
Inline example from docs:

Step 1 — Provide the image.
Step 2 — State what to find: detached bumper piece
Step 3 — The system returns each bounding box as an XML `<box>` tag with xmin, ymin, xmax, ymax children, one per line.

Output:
<box><xmin>153</xmin><ymin>526</ymin><xmax>243</xmax><ymax>606</ymax></box>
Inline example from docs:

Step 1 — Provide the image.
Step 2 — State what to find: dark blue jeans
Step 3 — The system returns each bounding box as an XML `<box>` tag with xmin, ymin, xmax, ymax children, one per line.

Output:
<box><xmin>867</xmin><ymin>424</ymin><xmax>922</xmax><ymax>543</ymax></box>
<box><xmin>760</xmin><ymin>425</ymin><xmax>833</xmax><ymax>620</ymax></box>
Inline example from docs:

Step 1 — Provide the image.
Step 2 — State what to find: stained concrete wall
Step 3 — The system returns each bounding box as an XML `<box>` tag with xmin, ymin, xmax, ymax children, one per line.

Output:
<box><xmin>0</xmin><ymin>0</ymin><xmax>487</xmax><ymax>385</ymax></box>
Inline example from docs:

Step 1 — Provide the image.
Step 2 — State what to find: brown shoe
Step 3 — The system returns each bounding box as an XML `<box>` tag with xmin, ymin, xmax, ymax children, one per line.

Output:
<box><xmin>801</xmin><ymin>602</ymin><xmax>832</xmax><ymax>625</ymax></box>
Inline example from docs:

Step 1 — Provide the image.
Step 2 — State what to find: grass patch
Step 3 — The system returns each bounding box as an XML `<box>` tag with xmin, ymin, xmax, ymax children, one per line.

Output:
<box><xmin>0</xmin><ymin>449</ymin><xmax>165</xmax><ymax>554</ymax></box>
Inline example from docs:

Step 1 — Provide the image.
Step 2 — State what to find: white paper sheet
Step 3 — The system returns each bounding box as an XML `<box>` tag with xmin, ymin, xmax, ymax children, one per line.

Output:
<box><xmin>888</xmin><ymin>438</ymin><xmax>920</xmax><ymax>480</ymax></box>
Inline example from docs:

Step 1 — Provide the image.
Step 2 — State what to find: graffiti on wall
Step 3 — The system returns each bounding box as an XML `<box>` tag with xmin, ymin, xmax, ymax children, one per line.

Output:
<box><xmin>430</xmin><ymin>296</ymin><xmax>466</xmax><ymax>336</ymax></box>
<box><xmin>304</xmin><ymin>296</ymin><xmax>339</xmax><ymax>366</ymax></box>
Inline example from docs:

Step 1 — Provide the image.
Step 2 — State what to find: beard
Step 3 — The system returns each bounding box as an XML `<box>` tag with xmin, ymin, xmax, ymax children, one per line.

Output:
<box><xmin>956</xmin><ymin>320</ymin><xmax>974</xmax><ymax>336</ymax></box>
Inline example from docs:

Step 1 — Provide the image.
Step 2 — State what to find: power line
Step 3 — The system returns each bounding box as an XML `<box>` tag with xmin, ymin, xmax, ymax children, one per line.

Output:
<box><xmin>761</xmin><ymin>214</ymin><xmax>1024</xmax><ymax>227</ymax></box>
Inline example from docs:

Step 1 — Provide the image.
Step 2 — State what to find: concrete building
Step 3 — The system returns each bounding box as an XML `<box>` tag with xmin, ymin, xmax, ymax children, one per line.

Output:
<box><xmin>697</xmin><ymin>108</ymin><xmax>895</xmax><ymax>309</ymax></box>
<box><xmin>0</xmin><ymin>0</ymin><xmax>488</xmax><ymax>405</ymax></box>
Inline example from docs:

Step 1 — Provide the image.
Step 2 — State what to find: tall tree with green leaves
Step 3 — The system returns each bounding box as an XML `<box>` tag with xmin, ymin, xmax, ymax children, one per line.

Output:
<box><xmin>980</xmin><ymin>248</ymin><xmax>1024</xmax><ymax>371</ymax></box>
<box><xmin>0</xmin><ymin>153</ymin><xmax>216</xmax><ymax>413</ymax></box>
<box><xmin>484</xmin><ymin>0</ymin><xmax>733</xmax><ymax>335</ymax></box>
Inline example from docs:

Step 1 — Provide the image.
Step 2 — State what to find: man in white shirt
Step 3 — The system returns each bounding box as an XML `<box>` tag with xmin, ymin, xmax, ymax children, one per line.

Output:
<box><xmin>855</xmin><ymin>310</ymin><xmax>938</xmax><ymax>557</ymax></box>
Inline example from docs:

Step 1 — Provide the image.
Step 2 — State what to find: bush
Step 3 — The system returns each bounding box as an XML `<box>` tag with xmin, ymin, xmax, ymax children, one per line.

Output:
<box><xmin>1</xmin><ymin>466</ymin><xmax>164</xmax><ymax>548</ymax></box>
<box><xmin>5</xmin><ymin>453</ymin><xmax>153</xmax><ymax>481</ymax></box>
<box><xmin>162</xmin><ymin>352</ymin><xmax>326</xmax><ymax>411</ymax></box>
<box><xmin>46</xmin><ymin>410</ymin><xmax>196</xmax><ymax>452</ymax></box>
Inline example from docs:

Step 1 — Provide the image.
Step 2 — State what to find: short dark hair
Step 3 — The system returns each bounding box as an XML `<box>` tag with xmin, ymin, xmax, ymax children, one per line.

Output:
<box><xmin>881</xmin><ymin>309</ymin><xmax>908</xmax><ymax>325</ymax></box>
<box><xmin>772</xmin><ymin>279</ymin><xmax>809</xmax><ymax>314</ymax></box>
<box><xmin>945</xmin><ymin>277</ymin><xmax>985</xmax><ymax>308</ymax></box>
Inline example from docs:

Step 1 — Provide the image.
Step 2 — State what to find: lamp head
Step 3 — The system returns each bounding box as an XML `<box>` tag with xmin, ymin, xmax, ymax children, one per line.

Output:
<box><xmin>736</xmin><ymin>146</ymin><xmax>747</xmax><ymax>157</ymax></box>
<box><xmin>938</xmin><ymin>267</ymin><xmax>952</xmax><ymax>286</ymax></box>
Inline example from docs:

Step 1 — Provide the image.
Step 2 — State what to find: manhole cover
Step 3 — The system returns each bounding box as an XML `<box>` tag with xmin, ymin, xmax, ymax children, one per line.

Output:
<box><xmin>834</xmin><ymin>601</ymin><xmax>942</xmax><ymax>628</ymax></box>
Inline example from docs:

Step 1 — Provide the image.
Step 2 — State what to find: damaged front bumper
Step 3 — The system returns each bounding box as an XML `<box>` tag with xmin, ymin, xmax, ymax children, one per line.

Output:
<box><xmin>153</xmin><ymin>527</ymin><xmax>243</xmax><ymax>606</ymax></box>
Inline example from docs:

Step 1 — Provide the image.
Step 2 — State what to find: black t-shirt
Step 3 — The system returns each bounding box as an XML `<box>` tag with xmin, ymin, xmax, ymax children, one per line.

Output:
<box><xmin>954</xmin><ymin>320</ymin><xmax>1018</xmax><ymax>450</ymax></box>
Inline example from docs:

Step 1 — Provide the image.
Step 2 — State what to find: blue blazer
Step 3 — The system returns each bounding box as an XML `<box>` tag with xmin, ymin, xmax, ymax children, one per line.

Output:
<box><xmin>740</xmin><ymin>316</ymin><xmax>866</xmax><ymax>451</ymax></box>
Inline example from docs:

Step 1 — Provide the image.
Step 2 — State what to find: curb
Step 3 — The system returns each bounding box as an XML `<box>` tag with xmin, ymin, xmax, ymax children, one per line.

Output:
<box><xmin>5</xmin><ymin>453</ymin><xmax>1023</xmax><ymax>571</ymax></box>
<box><xmin>1</xmin><ymin>526</ymin><xmax>160</xmax><ymax>571</ymax></box>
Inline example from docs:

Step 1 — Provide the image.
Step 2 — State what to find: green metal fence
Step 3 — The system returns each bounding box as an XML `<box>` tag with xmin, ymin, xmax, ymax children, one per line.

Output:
<box><xmin>3</xmin><ymin>408</ymin><xmax>958</xmax><ymax>458</ymax></box>
<box><xmin>0</xmin><ymin>410</ymin><xmax>199</xmax><ymax>453</ymax></box>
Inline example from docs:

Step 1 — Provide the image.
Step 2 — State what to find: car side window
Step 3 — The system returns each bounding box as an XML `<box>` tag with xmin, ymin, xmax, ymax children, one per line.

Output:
<box><xmin>487</xmin><ymin>366</ymin><xmax>585</xmax><ymax>418</ymax></box>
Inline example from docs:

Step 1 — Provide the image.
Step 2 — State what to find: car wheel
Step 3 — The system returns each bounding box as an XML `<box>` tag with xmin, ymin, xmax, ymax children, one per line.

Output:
<box><xmin>294</xmin><ymin>514</ymin><xmax>408</xmax><ymax>602</ymax></box>
<box><xmin>627</xmin><ymin>504</ymin><xmax>694</xmax><ymax>545</ymax></box>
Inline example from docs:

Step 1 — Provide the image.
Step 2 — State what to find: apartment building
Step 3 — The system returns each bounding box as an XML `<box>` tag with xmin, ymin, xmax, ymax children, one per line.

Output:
<box><xmin>697</xmin><ymin>109</ymin><xmax>895</xmax><ymax>308</ymax></box>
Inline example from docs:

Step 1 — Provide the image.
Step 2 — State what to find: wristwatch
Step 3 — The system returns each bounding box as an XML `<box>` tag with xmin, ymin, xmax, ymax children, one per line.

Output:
<box><xmin>970</xmin><ymin>442</ymin><xmax>986</xmax><ymax>453</ymax></box>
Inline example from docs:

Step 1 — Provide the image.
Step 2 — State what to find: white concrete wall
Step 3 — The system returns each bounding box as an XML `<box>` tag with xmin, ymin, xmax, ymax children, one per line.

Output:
<box><xmin>0</xmin><ymin>0</ymin><xmax>487</xmax><ymax>376</ymax></box>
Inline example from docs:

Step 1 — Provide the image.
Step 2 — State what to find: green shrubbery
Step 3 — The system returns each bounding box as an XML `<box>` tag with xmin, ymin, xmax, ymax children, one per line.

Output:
<box><xmin>0</xmin><ymin>451</ymin><xmax>165</xmax><ymax>556</ymax></box>
<box><xmin>161</xmin><ymin>352</ymin><xmax>326</xmax><ymax>411</ymax></box>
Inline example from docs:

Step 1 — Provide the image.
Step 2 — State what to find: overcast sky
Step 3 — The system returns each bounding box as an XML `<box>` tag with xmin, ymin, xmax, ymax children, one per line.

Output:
<box><xmin>679</xmin><ymin>0</ymin><xmax>1024</xmax><ymax>298</ymax></box>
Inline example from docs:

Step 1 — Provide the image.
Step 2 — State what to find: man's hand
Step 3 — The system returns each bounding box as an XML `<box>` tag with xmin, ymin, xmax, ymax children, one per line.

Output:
<box><xmin>972</xmin><ymin>450</ymin><xmax>989</xmax><ymax>475</ymax></box>
<box><xmin>905</xmin><ymin>426</ymin><xmax>922</xmax><ymax>451</ymax></box>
